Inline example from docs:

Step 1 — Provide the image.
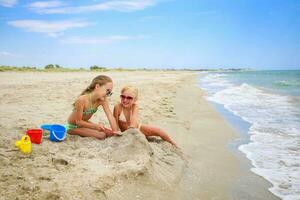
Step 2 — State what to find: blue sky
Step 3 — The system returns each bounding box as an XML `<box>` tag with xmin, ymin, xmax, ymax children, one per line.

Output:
<box><xmin>0</xmin><ymin>0</ymin><xmax>299</xmax><ymax>69</ymax></box>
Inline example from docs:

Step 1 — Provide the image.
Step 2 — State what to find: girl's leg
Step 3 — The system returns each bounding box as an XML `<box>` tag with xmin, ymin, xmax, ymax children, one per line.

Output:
<box><xmin>139</xmin><ymin>124</ymin><xmax>177</xmax><ymax>147</ymax></box>
<box><xmin>68</xmin><ymin>128</ymin><xmax>106</xmax><ymax>140</ymax></box>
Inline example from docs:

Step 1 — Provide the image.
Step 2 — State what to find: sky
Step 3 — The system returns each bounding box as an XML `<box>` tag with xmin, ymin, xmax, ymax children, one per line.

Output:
<box><xmin>0</xmin><ymin>0</ymin><xmax>299</xmax><ymax>69</ymax></box>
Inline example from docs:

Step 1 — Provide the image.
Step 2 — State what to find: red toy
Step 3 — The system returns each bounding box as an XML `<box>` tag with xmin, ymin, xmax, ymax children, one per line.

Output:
<box><xmin>26</xmin><ymin>129</ymin><xmax>43</xmax><ymax>144</ymax></box>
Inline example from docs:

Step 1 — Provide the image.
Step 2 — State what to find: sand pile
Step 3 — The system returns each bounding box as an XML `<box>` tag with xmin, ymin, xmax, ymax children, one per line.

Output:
<box><xmin>0</xmin><ymin>129</ymin><xmax>185</xmax><ymax>200</ymax></box>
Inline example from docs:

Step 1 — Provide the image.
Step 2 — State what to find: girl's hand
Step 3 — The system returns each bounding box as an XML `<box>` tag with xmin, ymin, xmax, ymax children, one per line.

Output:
<box><xmin>115</xmin><ymin>131</ymin><xmax>123</xmax><ymax>136</ymax></box>
<box><xmin>104</xmin><ymin>128</ymin><xmax>115</xmax><ymax>137</ymax></box>
<box><xmin>95</xmin><ymin>123</ymin><xmax>105</xmax><ymax>131</ymax></box>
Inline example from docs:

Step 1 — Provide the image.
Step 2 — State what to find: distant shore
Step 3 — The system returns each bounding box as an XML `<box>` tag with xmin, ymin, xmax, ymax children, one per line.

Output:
<box><xmin>0</xmin><ymin>65</ymin><xmax>253</xmax><ymax>72</ymax></box>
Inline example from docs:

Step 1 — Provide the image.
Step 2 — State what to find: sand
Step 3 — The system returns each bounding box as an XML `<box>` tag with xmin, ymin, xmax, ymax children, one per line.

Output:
<box><xmin>0</xmin><ymin>71</ymin><xmax>279</xmax><ymax>200</ymax></box>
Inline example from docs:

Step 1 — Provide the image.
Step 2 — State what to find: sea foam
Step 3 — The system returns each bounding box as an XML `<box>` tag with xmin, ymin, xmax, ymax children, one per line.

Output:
<box><xmin>200</xmin><ymin>72</ymin><xmax>300</xmax><ymax>200</ymax></box>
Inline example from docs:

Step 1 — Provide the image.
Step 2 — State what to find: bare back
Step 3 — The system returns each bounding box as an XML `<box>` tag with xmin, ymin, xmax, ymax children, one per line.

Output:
<box><xmin>67</xmin><ymin>94</ymin><xmax>103</xmax><ymax>124</ymax></box>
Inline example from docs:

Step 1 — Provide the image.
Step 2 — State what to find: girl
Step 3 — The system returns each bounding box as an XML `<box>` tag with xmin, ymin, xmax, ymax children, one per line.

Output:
<box><xmin>67</xmin><ymin>75</ymin><xmax>118</xmax><ymax>139</ymax></box>
<box><xmin>113</xmin><ymin>86</ymin><xmax>177</xmax><ymax>147</ymax></box>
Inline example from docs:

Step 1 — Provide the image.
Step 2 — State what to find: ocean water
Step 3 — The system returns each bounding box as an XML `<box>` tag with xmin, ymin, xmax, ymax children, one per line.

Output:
<box><xmin>198</xmin><ymin>70</ymin><xmax>300</xmax><ymax>200</ymax></box>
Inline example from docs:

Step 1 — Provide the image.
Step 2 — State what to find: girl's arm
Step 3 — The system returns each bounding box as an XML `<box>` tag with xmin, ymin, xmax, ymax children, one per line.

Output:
<box><xmin>129</xmin><ymin>104</ymin><xmax>139</xmax><ymax>128</ymax></box>
<box><xmin>113</xmin><ymin>104</ymin><xmax>121</xmax><ymax>131</ymax></box>
<box><xmin>102</xmin><ymin>99</ymin><xmax>118</xmax><ymax>131</ymax></box>
<box><xmin>74</xmin><ymin>98</ymin><xmax>104</xmax><ymax>131</ymax></box>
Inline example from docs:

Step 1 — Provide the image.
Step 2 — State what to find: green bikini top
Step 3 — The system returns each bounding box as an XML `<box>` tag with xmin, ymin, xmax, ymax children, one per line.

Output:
<box><xmin>82</xmin><ymin>107</ymin><xmax>98</xmax><ymax>115</ymax></box>
<box><xmin>74</xmin><ymin>93</ymin><xmax>98</xmax><ymax>115</ymax></box>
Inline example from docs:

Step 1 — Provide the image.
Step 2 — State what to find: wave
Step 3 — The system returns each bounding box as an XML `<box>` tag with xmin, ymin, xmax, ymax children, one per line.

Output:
<box><xmin>275</xmin><ymin>80</ymin><xmax>300</xmax><ymax>87</ymax></box>
<box><xmin>205</xmin><ymin>82</ymin><xmax>300</xmax><ymax>200</ymax></box>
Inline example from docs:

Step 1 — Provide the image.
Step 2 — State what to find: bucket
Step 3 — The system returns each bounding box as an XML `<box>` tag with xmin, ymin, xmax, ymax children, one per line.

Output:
<box><xmin>26</xmin><ymin>129</ymin><xmax>43</xmax><ymax>144</ymax></box>
<box><xmin>49</xmin><ymin>124</ymin><xmax>66</xmax><ymax>142</ymax></box>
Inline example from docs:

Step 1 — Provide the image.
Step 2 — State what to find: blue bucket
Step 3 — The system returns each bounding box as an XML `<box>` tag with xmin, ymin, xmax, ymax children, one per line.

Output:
<box><xmin>49</xmin><ymin>124</ymin><xmax>66</xmax><ymax>142</ymax></box>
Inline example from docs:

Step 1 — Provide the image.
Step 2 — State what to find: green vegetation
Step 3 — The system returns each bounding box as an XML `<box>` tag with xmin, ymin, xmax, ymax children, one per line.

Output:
<box><xmin>0</xmin><ymin>65</ymin><xmax>253</xmax><ymax>72</ymax></box>
<box><xmin>0</xmin><ymin>65</ymin><xmax>86</xmax><ymax>72</ymax></box>
<box><xmin>0</xmin><ymin>65</ymin><xmax>144</xmax><ymax>72</ymax></box>
<box><xmin>0</xmin><ymin>65</ymin><xmax>39</xmax><ymax>72</ymax></box>
<box><xmin>89</xmin><ymin>65</ymin><xmax>107</xmax><ymax>71</ymax></box>
<box><xmin>44</xmin><ymin>64</ymin><xmax>62</xmax><ymax>69</ymax></box>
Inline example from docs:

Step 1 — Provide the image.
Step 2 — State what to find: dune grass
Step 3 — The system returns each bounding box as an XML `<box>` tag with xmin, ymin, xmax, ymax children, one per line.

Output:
<box><xmin>0</xmin><ymin>65</ymin><xmax>178</xmax><ymax>72</ymax></box>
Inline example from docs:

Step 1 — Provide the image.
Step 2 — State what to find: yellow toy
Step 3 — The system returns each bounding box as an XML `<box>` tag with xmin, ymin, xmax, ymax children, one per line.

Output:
<box><xmin>15</xmin><ymin>135</ymin><xmax>32</xmax><ymax>154</ymax></box>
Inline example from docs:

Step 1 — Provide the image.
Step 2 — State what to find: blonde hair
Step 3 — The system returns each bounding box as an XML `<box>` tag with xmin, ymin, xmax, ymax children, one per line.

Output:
<box><xmin>73</xmin><ymin>75</ymin><xmax>112</xmax><ymax>106</ymax></box>
<box><xmin>81</xmin><ymin>75</ymin><xmax>112</xmax><ymax>95</ymax></box>
<box><xmin>121</xmin><ymin>85</ymin><xmax>138</xmax><ymax>100</ymax></box>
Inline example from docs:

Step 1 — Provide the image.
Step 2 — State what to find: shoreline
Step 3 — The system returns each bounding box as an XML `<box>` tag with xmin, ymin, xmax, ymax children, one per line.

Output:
<box><xmin>0</xmin><ymin>71</ymin><xmax>280</xmax><ymax>199</ymax></box>
<box><xmin>156</xmin><ymin>73</ymin><xmax>279</xmax><ymax>199</ymax></box>
<box><xmin>210</xmin><ymin>102</ymin><xmax>280</xmax><ymax>200</ymax></box>
<box><xmin>192</xmin><ymin>75</ymin><xmax>280</xmax><ymax>199</ymax></box>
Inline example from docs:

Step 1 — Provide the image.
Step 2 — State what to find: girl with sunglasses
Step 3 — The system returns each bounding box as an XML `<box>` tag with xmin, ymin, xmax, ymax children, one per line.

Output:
<box><xmin>66</xmin><ymin>75</ymin><xmax>118</xmax><ymax>139</ymax></box>
<box><xmin>113</xmin><ymin>86</ymin><xmax>177</xmax><ymax>147</ymax></box>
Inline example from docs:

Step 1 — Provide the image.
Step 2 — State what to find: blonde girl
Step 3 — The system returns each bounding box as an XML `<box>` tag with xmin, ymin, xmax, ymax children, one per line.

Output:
<box><xmin>113</xmin><ymin>86</ymin><xmax>177</xmax><ymax>147</ymax></box>
<box><xmin>67</xmin><ymin>75</ymin><xmax>118</xmax><ymax>139</ymax></box>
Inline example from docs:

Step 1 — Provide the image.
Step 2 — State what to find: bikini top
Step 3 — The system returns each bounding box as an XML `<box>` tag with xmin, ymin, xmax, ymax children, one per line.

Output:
<box><xmin>82</xmin><ymin>107</ymin><xmax>98</xmax><ymax>115</ymax></box>
<box><xmin>119</xmin><ymin>107</ymin><xmax>131</xmax><ymax>122</ymax></box>
<box><xmin>74</xmin><ymin>93</ymin><xmax>98</xmax><ymax>115</ymax></box>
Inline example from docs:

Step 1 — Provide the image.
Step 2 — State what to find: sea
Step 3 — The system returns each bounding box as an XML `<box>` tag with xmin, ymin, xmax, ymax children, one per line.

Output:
<box><xmin>198</xmin><ymin>70</ymin><xmax>300</xmax><ymax>200</ymax></box>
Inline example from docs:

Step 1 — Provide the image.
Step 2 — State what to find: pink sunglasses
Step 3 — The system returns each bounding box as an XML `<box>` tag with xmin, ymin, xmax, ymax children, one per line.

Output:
<box><xmin>120</xmin><ymin>94</ymin><xmax>133</xmax><ymax>100</ymax></box>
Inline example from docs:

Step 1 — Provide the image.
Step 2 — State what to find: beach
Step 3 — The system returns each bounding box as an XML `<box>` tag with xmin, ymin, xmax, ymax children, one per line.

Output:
<box><xmin>0</xmin><ymin>71</ymin><xmax>279</xmax><ymax>200</ymax></box>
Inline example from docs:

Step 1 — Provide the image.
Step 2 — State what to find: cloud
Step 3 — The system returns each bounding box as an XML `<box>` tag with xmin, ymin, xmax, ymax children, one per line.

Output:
<box><xmin>0</xmin><ymin>0</ymin><xmax>17</xmax><ymax>7</ymax></box>
<box><xmin>7</xmin><ymin>20</ymin><xmax>90</xmax><ymax>37</ymax></box>
<box><xmin>0</xmin><ymin>51</ymin><xmax>15</xmax><ymax>57</ymax></box>
<box><xmin>139</xmin><ymin>15</ymin><xmax>161</xmax><ymax>21</ymax></box>
<box><xmin>28</xmin><ymin>1</ymin><xmax>66</xmax><ymax>9</ymax></box>
<box><xmin>30</xmin><ymin>0</ymin><xmax>158</xmax><ymax>14</ymax></box>
<box><xmin>61</xmin><ymin>35</ymin><xmax>141</xmax><ymax>44</ymax></box>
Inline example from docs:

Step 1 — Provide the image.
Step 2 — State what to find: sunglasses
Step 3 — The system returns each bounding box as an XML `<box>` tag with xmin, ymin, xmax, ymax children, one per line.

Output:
<box><xmin>106</xmin><ymin>89</ymin><xmax>113</xmax><ymax>97</ymax></box>
<box><xmin>120</xmin><ymin>94</ymin><xmax>133</xmax><ymax>100</ymax></box>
